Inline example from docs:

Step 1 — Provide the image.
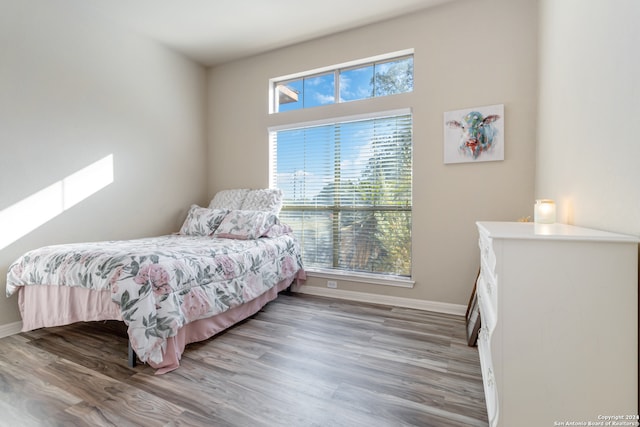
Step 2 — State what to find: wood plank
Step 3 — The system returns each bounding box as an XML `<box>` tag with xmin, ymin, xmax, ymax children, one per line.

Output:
<box><xmin>0</xmin><ymin>293</ymin><xmax>488</xmax><ymax>426</ymax></box>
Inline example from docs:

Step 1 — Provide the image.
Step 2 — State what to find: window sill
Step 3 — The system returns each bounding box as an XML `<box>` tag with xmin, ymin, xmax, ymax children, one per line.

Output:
<box><xmin>306</xmin><ymin>268</ymin><xmax>415</xmax><ymax>288</ymax></box>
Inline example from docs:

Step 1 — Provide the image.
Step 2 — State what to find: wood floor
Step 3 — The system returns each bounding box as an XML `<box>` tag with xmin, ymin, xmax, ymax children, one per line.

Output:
<box><xmin>0</xmin><ymin>293</ymin><xmax>488</xmax><ymax>427</ymax></box>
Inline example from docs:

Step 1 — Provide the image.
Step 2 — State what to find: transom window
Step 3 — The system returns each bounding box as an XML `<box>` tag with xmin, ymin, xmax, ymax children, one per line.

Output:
<box><xmin>272</xmin><ymin>53</ymin><xmax>413</xmax><ymax>113</ymax></box>
<box><xmin>269</xmin><ymin>110</ymin><xmax>412</xmax><ymax>278</ymax></box>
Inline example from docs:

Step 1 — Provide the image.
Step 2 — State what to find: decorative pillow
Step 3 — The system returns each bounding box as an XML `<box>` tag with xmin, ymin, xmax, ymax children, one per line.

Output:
<box><xmin>179</xmin><ymin>205</ymin><xmax>228</xmax><ymax>236</ymax></box>
<box><xmin>213</xmin><ymin>210</ymin><xmax>279</xmax><ymax>240</ymax></box>
<box><xmin>208</xmin><ymin>189</ymin><xmax>250</xmax><ymax>210</ymax></box>
<box><xmin>262</xmin><ymin>222</ymin><xmax>293</xmax><ymax>238</ymax></box>
<box><xmin>240</xmin><ymin>188</ymin><xmax>283</xmax><ymax>214</ymax></box>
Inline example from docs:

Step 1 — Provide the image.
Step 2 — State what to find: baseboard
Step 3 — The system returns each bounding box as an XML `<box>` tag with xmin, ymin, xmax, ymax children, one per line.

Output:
<box><xmin>0</xmin><ymin>321</ymin><xmax>23</xmax><ymax>339</ymax></box>
<box><xmin>294</xmin><ymin>284</ymin><xmax>466</xmax><ymax>316</ymax></box>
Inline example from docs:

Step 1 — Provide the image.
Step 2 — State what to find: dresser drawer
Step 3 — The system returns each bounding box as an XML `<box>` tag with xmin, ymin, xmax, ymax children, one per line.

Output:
<box><xmin>478</xmin><ymin>231</ymin><xmax>496</xmax><ymax>276</ymax></box>
<box><xmin>478</xmin><ymin>261</ymin><xmax>498</xmax><ymax>314</ymax></box>
<box><xmin>478</xmin><ymin>327</ymin><xmax>499</xmax><ymax>427</ymax></box>
<box><xmin>476</xmin><ymin>274</ymin><xmax>496</xmax><ymax>334</ymax></box>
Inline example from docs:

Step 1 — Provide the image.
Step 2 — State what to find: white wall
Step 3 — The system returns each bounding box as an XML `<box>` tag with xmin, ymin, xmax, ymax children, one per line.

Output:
<box><xmin>208</xmin><ymin>0</ymin><xmax>539</xmax><ymax>307</ymax></box>
<box><xmin>537</xmin><ymin>0</ymin><xmax>640</xmax><ymax>236</ymax></box>
<box><xmin>0</xmin><ymin>1</ymin><xmax>208</xmax><ymax>326</ymax></box>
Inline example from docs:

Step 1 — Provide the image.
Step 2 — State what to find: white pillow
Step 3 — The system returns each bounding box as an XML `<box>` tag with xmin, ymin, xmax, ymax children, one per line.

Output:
<box><xmin>208</xmin><ymin>189</ymin><xmax>250</xmax><ymax>210</ymax></box>
<box><xmin>179</xmin><ymin>205</ymin><xmax>228</xmax><ymax>236</ymax></box>
<box><xmin>213</xmin><ymin>210</ymin><xmax>278</xmax><ymax>240</ymax></box>
<box><xmin>240</xmin><ymin>189</ymin><xmax>283</xmax><ymax>214</ymax></box>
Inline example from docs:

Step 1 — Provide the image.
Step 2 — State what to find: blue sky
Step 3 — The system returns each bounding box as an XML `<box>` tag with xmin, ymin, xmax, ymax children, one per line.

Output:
<box><xmin>278</xmin><ymin>60</ymin><xmax>407</xmax><ymax>112</ymax></box>
<box><xmin>278</xmin><ymin>64</ymin><xmax>375</xmax><ymax>112</ymax></box>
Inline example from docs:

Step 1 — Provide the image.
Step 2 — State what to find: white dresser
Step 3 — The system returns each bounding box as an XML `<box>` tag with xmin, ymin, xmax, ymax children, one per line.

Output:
<box><xmin>475</xmin><ymin>221</ymin><xmax>638</xmax><ymax>427</ymax></box>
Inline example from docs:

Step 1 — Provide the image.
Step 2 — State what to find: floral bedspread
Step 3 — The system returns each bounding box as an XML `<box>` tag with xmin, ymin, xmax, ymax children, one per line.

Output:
<box><xmin>6</xmin><ymin>233</ymin><xmax>303</xmax><ymax>364</ymax></box>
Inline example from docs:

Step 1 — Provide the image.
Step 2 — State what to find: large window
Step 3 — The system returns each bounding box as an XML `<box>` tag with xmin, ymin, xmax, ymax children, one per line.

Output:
<box><xmin>270</xmin><ymin>110</ymin><xmax>412</xmax><ymax>278</ymax></box>
<box><xmin>273</xmin><ymin>54</ymin><xmax>413</xmax><ymax>113</ymax></box>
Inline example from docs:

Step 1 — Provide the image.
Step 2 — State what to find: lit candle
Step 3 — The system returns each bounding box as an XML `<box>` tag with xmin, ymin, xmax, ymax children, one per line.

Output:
<box><xmin>534</xmin><ymin>199</ymin><xmax>556</xmax><ymax>224</ymax></box>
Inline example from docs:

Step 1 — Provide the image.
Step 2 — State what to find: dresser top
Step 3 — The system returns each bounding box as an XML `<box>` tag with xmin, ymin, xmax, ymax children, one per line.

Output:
<box><xmin>476</xmin><ymin>221</ymin><xmax>640</xmax><ymax>243</ymax></box>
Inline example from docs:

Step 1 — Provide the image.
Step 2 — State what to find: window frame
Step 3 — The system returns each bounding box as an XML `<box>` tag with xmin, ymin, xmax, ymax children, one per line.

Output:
<box><xmin>269</xmin><ymin>108</ymin><xmax>414</xmax><ymax>287</ymax></box>
<box><xmin>270</xmin><ymin>49</ymin><xmax>414</xmax><ymax>114</ymax></box>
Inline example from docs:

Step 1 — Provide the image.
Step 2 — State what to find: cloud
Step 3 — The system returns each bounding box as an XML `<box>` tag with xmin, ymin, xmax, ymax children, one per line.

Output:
<box><xmin>315</xmin><ymin>93</ymin><xmax>335</xmax><ymax>104</ymax></box>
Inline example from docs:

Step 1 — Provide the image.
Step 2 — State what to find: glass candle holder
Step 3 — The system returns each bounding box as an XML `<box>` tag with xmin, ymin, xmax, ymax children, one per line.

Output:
<box><xmin>534</xmin><ymin>199</ymin><xmax>556</xmax><ymax>224</ymax></box>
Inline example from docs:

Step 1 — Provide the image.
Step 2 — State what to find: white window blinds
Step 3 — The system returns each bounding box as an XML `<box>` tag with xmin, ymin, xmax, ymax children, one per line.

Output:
<box><xmin>270</xmin><ymin>110</ymin><xmax>412</xmax><ymax>277</ymax></box>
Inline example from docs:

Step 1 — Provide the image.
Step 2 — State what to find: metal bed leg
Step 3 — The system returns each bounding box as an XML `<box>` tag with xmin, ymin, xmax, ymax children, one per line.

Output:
<box><xmin>127</xmin><ymin>340</ymin><xmax>137</xmax><ymax>368</ymax></box>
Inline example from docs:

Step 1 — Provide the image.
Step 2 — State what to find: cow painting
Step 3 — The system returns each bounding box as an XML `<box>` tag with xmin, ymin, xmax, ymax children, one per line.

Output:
<box><xmin>444</xmin><ymin>104</ymin><xmax>504</xmax><ymax>164</ymax></box>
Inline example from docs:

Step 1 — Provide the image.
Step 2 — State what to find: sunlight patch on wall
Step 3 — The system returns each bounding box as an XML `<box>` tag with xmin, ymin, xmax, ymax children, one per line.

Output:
<box><xmin>0</xmin><ymin>154</ymin><xmax>114</xmax><ymax>251</ymax></box>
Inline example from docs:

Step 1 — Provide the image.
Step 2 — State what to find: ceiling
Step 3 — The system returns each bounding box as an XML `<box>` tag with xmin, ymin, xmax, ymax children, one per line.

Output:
<box><xmin>76</xmin><ymin>0</ymin><xmax>454</xmax><ymax>66</ymax></box>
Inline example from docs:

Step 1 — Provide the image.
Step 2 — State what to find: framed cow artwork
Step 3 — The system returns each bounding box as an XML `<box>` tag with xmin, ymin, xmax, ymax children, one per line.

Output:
<box><xmin>444</xmin><ymin>104</ymin><xmax>504</xmax><ymax>164</ymax></box>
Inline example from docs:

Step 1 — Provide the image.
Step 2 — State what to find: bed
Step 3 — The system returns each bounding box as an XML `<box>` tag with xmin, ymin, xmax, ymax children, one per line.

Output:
<box><xmin>5</xmin><ymin>189</ymin><xmax>305</xmax><ymax>374</ymax></box>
